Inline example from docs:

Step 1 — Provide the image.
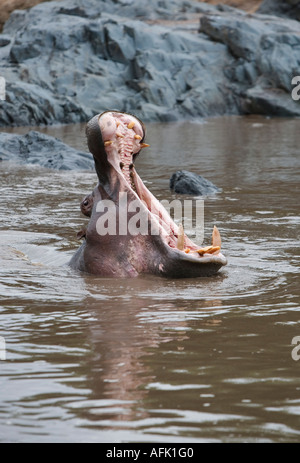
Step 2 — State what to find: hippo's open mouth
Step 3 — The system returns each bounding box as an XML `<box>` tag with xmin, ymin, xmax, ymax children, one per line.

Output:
<box><xmin>70</xmin><ymin>110</ymin><xmax>227</xmax><ymax>278</ymax></box>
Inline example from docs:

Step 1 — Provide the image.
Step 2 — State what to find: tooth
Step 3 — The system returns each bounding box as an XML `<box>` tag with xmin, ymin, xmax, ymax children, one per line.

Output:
<box><xmin>211</xmin><ymin>246</ymin><xmax>220</xmax><ymax>253</ymax></box>
<box><xmin>195</xmin><ymin>246</ymin><xmax>220</xmax><ymax>255</ymax></box>
<box><xmin>140</xmin><ymin>143</ymin><xmax>150</xmax><ymax>148</ymax></box>
<box><xmin>134</xmin><ymin>135</ymin><xmax>142</xmax><ymax>140</ymax></box>
<box><xmin>104</xmin><ymin>140</ymin><xmax>113</xmax><ymax>146</ymax></box>
<box><xmin>127</xmin><ymin>121</ymin><xmax>135</xmax><ymax>129</ymax></box>
<box><xmin>212</xmin><ymin>225</ymin><xmax>221</xmax><ymax>248</ymax></box>
<box><xmin>116</xmin><ymin>133</ymin><xmax>124</xmax><ymax>138</ymax></box>
<box><xmin>176</xmin><ymin>224</ymin><xmax>185</xmax><ymax>251</ymax></box>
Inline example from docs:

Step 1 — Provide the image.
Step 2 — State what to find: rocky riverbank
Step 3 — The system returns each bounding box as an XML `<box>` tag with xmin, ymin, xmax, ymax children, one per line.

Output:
<box><xmin>0</xmin><ymin>0</ymin><xmax>299</xmax><ymax>126</ymax></box>
<box><xmin>258</xmin><ymin>0</ymin><xmax>300</xmax><ymax>21</ymax></box>
<box><xmin>0</xmin><ymin>0</ymin><xmax>51</xmax><ymax>32</ymax></box>
<box><xmin>0</xmin><ymin>0</ymin><xmax>261</xmax><ymax>31</ymax></box>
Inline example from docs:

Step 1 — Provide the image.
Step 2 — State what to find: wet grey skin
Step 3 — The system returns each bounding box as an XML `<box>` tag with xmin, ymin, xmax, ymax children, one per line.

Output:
<box><xmin>69</xmin><ymin>110</ymin><xmax>227</xmax><ymax>278</ymax></box>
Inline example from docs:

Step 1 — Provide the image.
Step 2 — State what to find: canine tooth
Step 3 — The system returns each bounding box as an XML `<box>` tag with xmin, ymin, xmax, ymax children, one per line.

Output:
<box><xmin>116</xmin><ymin>132</ymin><xmax>124</xmax><ymax>138</ymax></box>
<box><xmin>140</xmin><ymin>143</ymin><xmax>150</xmax><ymax>148</ymax></box>
<box><xmin>134</xmin><ymin>135</ymin><xmax>142</xmax><ymax>140</ymax></box>
<box><xmin>195</xmin><ymin>246</ymin><xmax>220</xmax><ymax>256</ymax></box>
<box><xmin>212</xmin><ymin>225</ymin><xmax>221</xmax><ymax>248</ymax></box>
<box><xmin>176</xmin><ymin>224</ymin><xmax>185</xmax><ymax>251</ymax></box>
<box><xmin>127</xmin><ymin>121</ymin><xmax>135</xmax><ymax>129</ymax></box>
<box><xmin>104</xmin><ymin>140</ymin><xmax>113</xmax><ymax>146</ymax></box>
<box><xmin>208</xmin><ymin>246</ymin><xmax>220</xmax><ymax>254</ymax></box>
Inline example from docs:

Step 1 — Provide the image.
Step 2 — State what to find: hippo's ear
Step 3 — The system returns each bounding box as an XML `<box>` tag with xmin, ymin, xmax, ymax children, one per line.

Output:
<box><xmin>76</xmin><ymin>228</ymin><xmax>86</xmax><ymax>240</ymax></box>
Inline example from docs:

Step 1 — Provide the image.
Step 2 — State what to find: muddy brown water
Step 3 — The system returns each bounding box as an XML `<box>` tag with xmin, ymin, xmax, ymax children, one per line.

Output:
<box><xmin>0</xmin><ymin>115</ymin><xmax>299</xmax><ymax>442</ymax></box>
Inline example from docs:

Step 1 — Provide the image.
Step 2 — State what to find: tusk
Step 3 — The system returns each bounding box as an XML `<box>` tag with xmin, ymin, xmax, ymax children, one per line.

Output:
<box><xmin>140</xmin><ymin>143</ymin><xmax>150</xmax><ymax>148</ymax></box>
<box><xmin>194</xmin><ymin>246</ymin><xmax>220</xmax><ymax>255</ymax></box>
<box><xmin>104</xmin><ymin>140</ymin><xmax>113</xmax><ymax>146</ymax></box>
<box><xmin>134</xmin><ymin>134</ymin><xmax>142</xmax><ymax>140</ymax></box>
<box><xmin>212</xmin><ymin>225</ymin><xmax>221</xmax><ymax>248</ymax></box>
<box><xmin>177</xmin><ymin>224</ymin><xmax>185</xmax><ymax>251</ymax></box>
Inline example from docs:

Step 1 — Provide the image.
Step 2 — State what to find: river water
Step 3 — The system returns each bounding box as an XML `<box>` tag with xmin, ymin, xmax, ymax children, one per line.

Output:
<box><xmin>0</xmin><ymin>115</ymin><xmax>299</xmax><ymax>442</ymax></box>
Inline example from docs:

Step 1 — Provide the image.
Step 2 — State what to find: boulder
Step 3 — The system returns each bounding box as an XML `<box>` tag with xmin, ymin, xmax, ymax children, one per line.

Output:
<box><xmin>0</xmin><ymin>130</ymin><xmax>94</xmax><ymax>169</ymax></box>
<box><xmin>258</xmin><ymin>0</ymin><xmax>300</xmax><ymax>21</ymax></box>
<box><xmin>199</xmin><ymin>8</ymin><xmax>300</xmax><ymax>117</ymax></box>
<box><xmin>170</xmin><ymin>170</ymin><xmax>220</xmax><ymax>196</ymax></box>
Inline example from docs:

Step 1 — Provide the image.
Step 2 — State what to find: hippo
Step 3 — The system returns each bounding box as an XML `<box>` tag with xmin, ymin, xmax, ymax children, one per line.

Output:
<box><xmin>69</xmin><ymin>110</ymin><xmax>227</xmax><ymax>278</ymax></box>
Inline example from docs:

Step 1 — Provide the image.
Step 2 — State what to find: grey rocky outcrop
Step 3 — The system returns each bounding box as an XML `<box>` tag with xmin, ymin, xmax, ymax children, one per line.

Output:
<box><xmin>199</xmin><ymin>7</ymin><xmax>300</xmax><ymax>117</ymax></box>
<box><xmin>0</xmin><ymin>0</ymin><xmax>299</xmax><ymax>127</ymax></box>
<box><xmin>258</xmin><ymin>0</ymin><xmax>300</xmax><ymax>21</ymax></box>
<box><xmin>0</xmin><ymin>130</ymin><xmax>94</xmax><ymax>169</ymax></box>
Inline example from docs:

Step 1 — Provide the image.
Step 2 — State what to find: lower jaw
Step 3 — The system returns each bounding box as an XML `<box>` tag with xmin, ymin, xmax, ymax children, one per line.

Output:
<box><xmin>119</xmin><ymin>172</ymin><xmax>225</xmax><ymax>261</ymax></box>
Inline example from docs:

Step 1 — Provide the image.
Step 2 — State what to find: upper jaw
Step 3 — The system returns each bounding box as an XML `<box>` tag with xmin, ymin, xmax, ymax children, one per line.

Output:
<box><xmin>98</xmin><ymin>110</ymin><xmax>146</xmax><ymax>178</ymax></box>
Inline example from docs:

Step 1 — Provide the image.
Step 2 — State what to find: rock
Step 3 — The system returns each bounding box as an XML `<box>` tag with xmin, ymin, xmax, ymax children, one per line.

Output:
<box><xmin>0</xmin><ymin>34</ymin><xmax>10</xmax><ymax>47</ymax></box>
<box><xmin>0</xmin><ymin>0</ymin><xmax>299</xmax><ymax>126</ymax></box>
<box><xmin>258</xmin><ymin>0</ymin><xmax>300</xmax><ymax>21</ymax></box>
<box><xmin>199</xmin><ymin>8</ymin><xmax>300</xmax><ymax>117</ymax></box>
<box><xmin>0</xmin><ymin>0</ymin><xmax>51</xmax><ymax>33</ymax></box>
<box><xmin>0</xmin><ymin>0</ymin><xmax>237</xmax><ymax>126</ymax></box>
<box><xmin>170</xmin><ymin>170</ymin><xmax>221</xmax><ymax>196</ymax></box>
<box><xmin>243</xmin><ymin>81</ymin><xmax>300</xmax><ymax>117</ymax></box>
<box><xmin>0</xmin><ymin>130</ymin><xmax>94</xmax><ymax>170</ymax></box>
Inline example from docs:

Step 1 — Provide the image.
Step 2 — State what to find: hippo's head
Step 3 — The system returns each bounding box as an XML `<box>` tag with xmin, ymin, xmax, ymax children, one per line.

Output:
<box><xmin>69</xmin><ymin>110</ymin><xmax>227</xmax><ymax>278</ymax></box>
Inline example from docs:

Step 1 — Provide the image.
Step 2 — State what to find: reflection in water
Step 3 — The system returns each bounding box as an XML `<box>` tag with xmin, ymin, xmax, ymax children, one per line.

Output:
<box><xmin>0</xmin><ymin>116</ymin><xmax>300</xmax><ymax>442</ymax></box>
